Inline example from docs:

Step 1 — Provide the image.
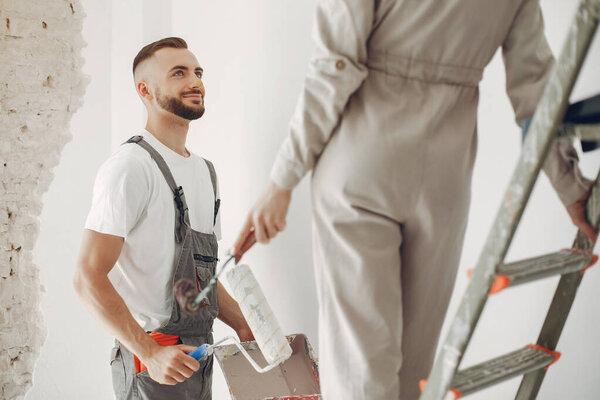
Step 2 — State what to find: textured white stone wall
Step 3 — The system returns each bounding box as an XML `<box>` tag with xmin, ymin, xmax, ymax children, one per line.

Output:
<box><xmin>0</xmin><ymin>0</ymin><xmax>87</xmax><ymax>398</ymax></box>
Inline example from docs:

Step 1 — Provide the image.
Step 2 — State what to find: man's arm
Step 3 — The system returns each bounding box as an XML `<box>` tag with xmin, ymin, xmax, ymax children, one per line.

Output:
<box><xmin>216</xmin><ymin>280</ymin><xmax>255</xmax><ymax>342</ymax></box>
<box><xmin>73</xmin><ymin>229</ymin><xmax>200</xmax><ymax>385</ymax></box>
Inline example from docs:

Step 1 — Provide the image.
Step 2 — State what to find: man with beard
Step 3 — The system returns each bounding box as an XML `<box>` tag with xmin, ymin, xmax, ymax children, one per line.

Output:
<box><xmin>74</xmin><ymin>37</ymin><xmax>253</xmax><ymax>400</ymax></box>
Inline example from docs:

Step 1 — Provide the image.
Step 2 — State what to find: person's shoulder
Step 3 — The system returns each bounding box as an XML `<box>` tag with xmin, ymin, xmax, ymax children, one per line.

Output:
<box><xmin>189</xmin><ymin>154</ymin><xmax>219</xmax><ymax>196</ymax></box>
<box><xmin>192</xmin><ymin>154</ymin><xmax>219</xmax><ymax>181</ymax></box>
<box><xmin>97</xmin><ymin>141</ymin><xmax>154</xmax><ymax>181</ymax></box>
<box><xmin>191</xmin><ymin>153</ymin><xmax>215</xmax><ymax>172</ymax></box>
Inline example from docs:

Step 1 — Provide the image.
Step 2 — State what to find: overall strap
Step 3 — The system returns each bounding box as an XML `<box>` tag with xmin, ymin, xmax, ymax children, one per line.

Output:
<box><xmin>203</xmin><ymin>159</ymin><xmax>220</xmax><ymax>227</ymax></box>
<box><xmin>123</xmin><ymin>135</ymin><xmax>190</xmax><ymax>243</ymax></box>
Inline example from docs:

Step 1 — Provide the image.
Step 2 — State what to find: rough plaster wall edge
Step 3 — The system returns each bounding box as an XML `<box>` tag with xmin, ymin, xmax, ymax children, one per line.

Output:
<box><xmin>1</xmin><ymin>1</ymin><xmax>89</xmax><ymax>398</ymax></box>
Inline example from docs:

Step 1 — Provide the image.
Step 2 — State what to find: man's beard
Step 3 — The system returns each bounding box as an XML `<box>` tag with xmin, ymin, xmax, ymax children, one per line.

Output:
<box><xmin>156</xmin><ymin>88</ymin><xmax>205</xmax><ymax>120</ymax></box>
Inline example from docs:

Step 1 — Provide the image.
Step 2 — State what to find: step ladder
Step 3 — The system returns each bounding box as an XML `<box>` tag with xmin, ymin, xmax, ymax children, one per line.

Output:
<box><xmin>419</xmin><ymin>0</ymin><xmax>600</xmax><ymax>398</ymax></box>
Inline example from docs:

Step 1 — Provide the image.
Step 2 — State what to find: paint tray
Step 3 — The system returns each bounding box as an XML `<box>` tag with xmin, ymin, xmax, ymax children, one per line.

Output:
<box><xmin>214</xmin><ymin>333</ymin><xmax>322</xmax><ymax>400</ymax></box>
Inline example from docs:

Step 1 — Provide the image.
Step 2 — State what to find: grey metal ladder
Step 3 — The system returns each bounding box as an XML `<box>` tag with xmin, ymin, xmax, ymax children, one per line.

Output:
<box><xmin>419</xmin><ymin>0</ymin><xmax>600</xmax><ymax>398</ymax></box>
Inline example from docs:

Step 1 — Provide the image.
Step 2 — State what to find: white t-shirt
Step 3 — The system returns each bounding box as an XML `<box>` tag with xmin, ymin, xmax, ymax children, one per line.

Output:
<box><xmin>85</xmin><ymin>130</ymin><xmax>221</xmax><ymax>331</ymax></box>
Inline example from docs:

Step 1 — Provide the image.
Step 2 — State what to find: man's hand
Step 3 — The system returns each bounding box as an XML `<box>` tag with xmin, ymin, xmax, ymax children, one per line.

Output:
<box><xmin>236</xmin><ymin>324</ymin><xmax>256</xmax><ymax>343</ymax></box>
<box><xmin>142</xmin><ymin>344</ymin><xmax>201</xmax><ymax>385</ymax></box>
<box><xmin>216</xmin><ymin>281</ymin><xmax>256</xmax><ymax>342</ymax></box>
<box><xmin>566</xmin><ymin>188</ymin><xmax>597</xmax><ymax>243</ymax></box>
<box><xmin>235</xmin><ymin>180</ymin><xmax>292</xmax><ymax>249</ymax></box>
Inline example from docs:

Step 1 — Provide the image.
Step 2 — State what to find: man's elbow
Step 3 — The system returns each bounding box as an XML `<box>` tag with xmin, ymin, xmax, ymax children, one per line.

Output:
<box><xmin>72</xmin><ymin>265</ymin><xmax>84</xmax><ymax>297</ymax></box>
<box><xmin>73</xmin><ymin>263</ymin><xmax>93</xmax><ymax>299</ymax></box>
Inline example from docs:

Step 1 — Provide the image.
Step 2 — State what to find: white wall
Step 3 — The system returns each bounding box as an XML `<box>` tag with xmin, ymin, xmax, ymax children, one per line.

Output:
<box><xmin>27</xmin><ymin>0</ymin><xmax>599</xmax><ymax>399</ymax></box>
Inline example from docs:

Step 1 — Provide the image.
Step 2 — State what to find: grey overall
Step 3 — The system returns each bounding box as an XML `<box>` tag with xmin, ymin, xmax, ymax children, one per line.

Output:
<box><xmin>109</xmin><ymin>135</ymin><xmax>220</xmax><ymax>400</ymax></box>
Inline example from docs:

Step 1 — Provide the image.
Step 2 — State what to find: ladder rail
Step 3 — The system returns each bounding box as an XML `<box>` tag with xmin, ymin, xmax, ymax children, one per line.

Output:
<box><xmin>515</xmin><ymin>171</ymin><xmax>600</xmax><ymax>399</ymax></box>
<box><xmin>420</xmin><ymin>1</ymin><xmax>600</xmax><ymax>398</ymax></box>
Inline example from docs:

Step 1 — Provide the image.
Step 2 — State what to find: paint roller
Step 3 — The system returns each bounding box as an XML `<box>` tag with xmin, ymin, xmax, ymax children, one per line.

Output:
<box><xmin>174</xmin><ymin>232</ymin><xmax>293</xmax><ymax>373</ymax></box>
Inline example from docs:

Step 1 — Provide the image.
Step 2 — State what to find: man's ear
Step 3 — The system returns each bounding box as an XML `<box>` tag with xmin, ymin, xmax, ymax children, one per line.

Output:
<box><xmin>137</xmin><ymin>81</ymin><xmax>153</xmax><ymax>101</ymax></box>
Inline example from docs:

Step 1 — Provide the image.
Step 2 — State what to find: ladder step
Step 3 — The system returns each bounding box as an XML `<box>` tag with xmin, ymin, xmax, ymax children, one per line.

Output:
<box><xmin>563</xmin><ymin>94</ymin><xmax>600</xmax><ymax>151</ymax></box>
<box><xmin>493</xmin><ymin>250</ymin><xmax>596</xmax><ymax>293</ymax></box>
<box><xmin>563</xmin><ymin>93</ymin><xmax>600</xmax><ymax>125</ymax></box>
<box><xmin>451</xmin><ymin>345</ymin><xmax>560</xmax><ymax>397</ymax></box>
<box><xmin>558</xmin><ymin>124</ymin><xmax>600</xmax><ymax>151</ymax></box>
<box><xmin>523</xmin><ymin>94</ymin><xmax>600</xmax><ymax>151</ymax></box>
<box><xmin>468</xmin><ymin>250</ymin><xmax>597</xmax><ymax>294</ymax></box>
<box><xmin>568</xmin><ymin>124</ymin><xmax>600</xmax><ymax>142</ymax></box>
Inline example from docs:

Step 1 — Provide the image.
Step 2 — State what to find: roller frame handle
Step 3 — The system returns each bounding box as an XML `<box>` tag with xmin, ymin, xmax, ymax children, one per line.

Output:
<box><xmin>188</xmin><ymin>344</ymin><xmax>212</xmax><ymax>360</ymax></box>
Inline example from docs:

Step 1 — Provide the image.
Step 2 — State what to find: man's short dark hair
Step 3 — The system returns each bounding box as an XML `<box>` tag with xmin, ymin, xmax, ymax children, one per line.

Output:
<box><xmin>133</xmin><ymin>37</ymin><xmax>188</xmax><ymax>76</ymax></box>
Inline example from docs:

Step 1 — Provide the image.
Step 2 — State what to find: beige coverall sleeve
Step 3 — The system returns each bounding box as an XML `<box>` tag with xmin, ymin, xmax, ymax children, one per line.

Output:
<box><xmin>270</xmin><ymin>0</ymin><xmax>375</xmax><ymax>189</ymax></box>
<box><xmin>503</xmin><ymin>0</ymin><xmax>592</xmax><ymax>206</ymax></box>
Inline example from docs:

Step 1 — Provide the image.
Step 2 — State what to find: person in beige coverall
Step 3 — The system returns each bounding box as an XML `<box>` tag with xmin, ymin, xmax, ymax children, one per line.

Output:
<box><xmin>235</xmin><ymin>1</ymin><xmax>597</xmax><ymax>399</ymax></box>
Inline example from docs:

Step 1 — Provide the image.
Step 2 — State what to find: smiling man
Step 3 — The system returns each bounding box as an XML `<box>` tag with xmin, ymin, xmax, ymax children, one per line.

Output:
<box><xmin>74</xmin><ymin>37</ymin><xmax>253</xmax><ymax>400</ymax></box>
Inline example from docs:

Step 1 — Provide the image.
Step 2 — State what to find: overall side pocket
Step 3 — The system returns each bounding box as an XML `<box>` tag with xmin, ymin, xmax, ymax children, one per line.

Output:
<box><xmin>109</xmin><ymin>344</ymin><xmax>127</xmax><ymax>399</ymax></box>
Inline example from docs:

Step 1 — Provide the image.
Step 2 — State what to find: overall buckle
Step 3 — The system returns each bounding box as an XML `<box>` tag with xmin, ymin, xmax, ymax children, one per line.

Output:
<box><xmin>174</xmin><ymin>186</ymin><xmax>188</xmax><ymax>212</ymax></box>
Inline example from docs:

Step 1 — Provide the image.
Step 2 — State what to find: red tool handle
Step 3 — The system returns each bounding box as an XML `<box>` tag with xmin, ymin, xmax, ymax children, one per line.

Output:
<box><xmin>234</xmin><ymin>230</ymin><xmax>257</xmax><ymax>263</ymax></box>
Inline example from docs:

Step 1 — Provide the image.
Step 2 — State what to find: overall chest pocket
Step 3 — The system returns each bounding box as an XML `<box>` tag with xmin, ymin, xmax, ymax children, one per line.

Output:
<box><xmin>193</xmin><ymin>254</ymin><xmax>219</xmax><ymax>317</ymax></box>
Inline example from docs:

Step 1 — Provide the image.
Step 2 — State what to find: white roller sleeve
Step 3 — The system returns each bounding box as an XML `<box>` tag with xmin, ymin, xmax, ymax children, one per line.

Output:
<box><xmin>226</xmin><ymin>264</ymin><xmax>293</xmax><ymax>366</ymax></box>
